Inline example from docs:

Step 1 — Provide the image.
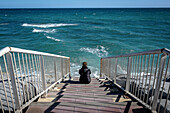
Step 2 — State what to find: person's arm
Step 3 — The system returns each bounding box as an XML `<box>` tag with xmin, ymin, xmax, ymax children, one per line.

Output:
<box><xmin>79</xmin><ymin>68</ymin><xmax>82</xmax><ymax>75</ymax></box>
<box><xmin>89</xmin><ymin>69</ymin><xmax>91</xmax><ymax>74</ymax></box>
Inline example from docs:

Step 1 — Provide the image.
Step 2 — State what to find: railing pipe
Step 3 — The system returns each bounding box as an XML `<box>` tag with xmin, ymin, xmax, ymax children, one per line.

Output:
<box><xmin>164</xmin><ymin>85</ymin><xmax>170</xmax><ymax>113</ymax></box>
<box><xmin>137</xmin><ymin>55</ymin><xmax>143</xmax><ymax>97</ymax></box>
<box><xmin>100</xmin><ymin>48</ymin><xmax>170</xmax><ymax>113</ymax></box>
<box><xmin>102</xmin><ymin>49</ymin><xmax>162</xmax><ymax>59</ymax></box>
<box><xmin>6</xmin><ymin>52</ymin><xmax>21</xmax><ymax>110</ymax></box>
<box><xmin>61</xmin><ymin>58</ymin><xmax>64</xmax><ymax>80</ymax></box>
<box><xmin>143</xmin><ymin>55</ymin><xmax>151</xmax><ymax>102</ymax></box>
<box><xmin>22</xmin><ymin>53</ymin><xmax>30</xmax><ymax>100</ymax></box>
<box><xmin>10</xmin><ymin>47</ymin><xmax>69</xmax><ymax>59</ymax></box>
<box><xmin>54</xmin><ymin>57</ymin><xmax>57</xmax><ymax>81</ymax></box>
<box><xmin>0</xmin><ymin>47</ymin><xmax>70</xmax><ymax>112</ymax></box>
<box><xmin>68</xmin><ymin>58</ymin><xmax>71</xmax><ymax>79</ymax></box>
<box><xmin>150</xmin><ymin>54</ymin><xmax>160</xmax><ymax>106</ymax></box>
<box><xmin>126</xmin><ymin>57</ymin><xmax>132</xmax><ymax>91</ymax></box>
<box><xmin>3</xmin><ymin>55</ymin><xmax>15</xmax><ymax>110</ymax></box>
<box><xmin>40</xmin><ymin>55</ymin><xmax>46</xmax><ymax>96</ymax></box>
<box><xmin>114</xmin><ymin>58</ymin><xmax>117</xmax><ymax>83</ymax></box>
<box><xmin>151</xmin><ymin>54</ymin><xmax>167</xmax><ymax>111</ymax></box>
<box><xmin>100</xmin><ymin>58</ymin><xmax>103</xmax><ymax>78</ymax></box>
<box><xmin>13</xmin><ymin>52</ymin><xmax>23</xmax><ymax>105</ymax></box>
<box><xmin>0</xmin><ymin>96</ymin><xmax>4</xmax><ymax>113</ymax></box>
<box><xmin>34</xmin><ymin>54</ymin><xmax>40</xmax><ymax>94</ymax></box>
<box><xmin>157</xmin><ymin>57</ymin><xmax>170</xmax><ymax>113</ymax></box>
<box><xmin>18</xmin><ymin>53</ymin><xmax>27</xmax><ymax>103</ymax></box>
<box><xmin>130</xmin><ymin>56</ymin><xmax>135</xmax><ymax>93</ymax></box>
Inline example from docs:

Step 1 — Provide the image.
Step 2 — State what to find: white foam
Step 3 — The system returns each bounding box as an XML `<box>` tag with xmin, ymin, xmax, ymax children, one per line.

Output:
<box><xmin>80</xmin><ymin>45</ymin><xmax>108</xmax><ymax>57</ymax></box>
<box><xmin>117</xmin><ymin>65</ymin><xmax>127</xmax><ymax>74</ymax></box>
<box><xmin>22</xmin><ymin>23</ymin><xmax>78</xmax><ymax>28</ymax></box>
<box><xmin>0</xmin><ymin>23</ymin><xmax>9</xmax><ymax>25</ymax></box>
<box><xmin>46</xmin><ymin>36</ymin><xmax>62</xmax><ymax>42</ymax></box>
<box><xmin>32</xmin><ymin>29</ymin><xmax>56</xmax><ymax>33</ymax></box>
<box><xmin>70</xmin><ymin>63</ymin><xmax>99</xmax><ymax>77</ymax></box>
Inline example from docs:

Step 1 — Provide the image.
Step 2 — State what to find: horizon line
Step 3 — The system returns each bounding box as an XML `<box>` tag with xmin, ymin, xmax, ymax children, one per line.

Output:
<box><xmin>0</xmin><ymin>7</ymin><xmax>170</xmax><ymax>9</ymax></box>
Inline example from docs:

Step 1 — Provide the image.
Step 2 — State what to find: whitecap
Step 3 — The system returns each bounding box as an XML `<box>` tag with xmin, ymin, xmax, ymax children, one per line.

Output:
<box><xmin>22</xmin><ymin>23</ymin><xmax>78</xmax><ymax>28</ymax></box>
<box><xmin>32</xmin><ymin>29</ymin><xmax>56</xmax><ymax>33</ymax></box>
<box><xmin>46</xmin><ymin>36</ymin><xmax>62</xmax><ymax>42</ymax></box>
<box><xmin>70</xmin><ymin>63</ymin><xmax>99</xmax><ymax>77</ymax></box>
<box><xmin>0</xmin><ymin>23</ymin><xmax>9</xmax><ymax>25</ymax></box>
<box><xmin>80</xmin><ymin>45</ymin><xmax>108</xmax><ymax>57</ymax></box>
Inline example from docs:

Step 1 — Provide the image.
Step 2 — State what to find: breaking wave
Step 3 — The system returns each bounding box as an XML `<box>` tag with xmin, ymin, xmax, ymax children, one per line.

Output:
<box><xmin>70</xmin><ymin>63</ymin><xmax>99</xmax><ymax>77</ymax></box>
<box><xmin>22</xmin><ymin>23</ymin><xmax>78</xmax><ymax>28</ymax></box>
<box><xmin>0</xmin><ymin>23</ymin><xmax>9</xmax><ymax>25</ymax></box>
<box><xmin>32</xmin><ymin>29</ymin><xmax>56</xmax><ymax>33</ymax></box>
<box><xmin>46</xmin><ymin>36</ymin><xmax>62</xmax><ymax>42</ymax></box>
<box><xmin>80</xmin><ymin>45</ymin><xmax>108</xmax><ymax>57</ymax></box>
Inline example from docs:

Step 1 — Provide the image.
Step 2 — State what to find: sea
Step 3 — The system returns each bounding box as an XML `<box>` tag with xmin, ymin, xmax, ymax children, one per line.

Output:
<box><xmin>0</xmin><ymin>8</ymin><xmax>170</xmax><ymax>77</ymax></box>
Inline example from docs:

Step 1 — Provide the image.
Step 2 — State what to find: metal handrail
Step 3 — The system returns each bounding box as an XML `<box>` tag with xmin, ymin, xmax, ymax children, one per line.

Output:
<box><xmin>100</xmin><ymin>48</ymin><xmax>170</xmax><ymax>113</ymax></box>
<box><xmin>0</xmin><ymin>47</ymin><xmax>70</xmax><ymax>113</ymax></box>
<box><xmin>0</xmin><ymin>47</ymin><xmax>69</xmax><ymax>59</ymax></box>
<box><xmin>102</xmin><ymin>48</ymin><xmax>165</xmax><ymax>59</ymax></box>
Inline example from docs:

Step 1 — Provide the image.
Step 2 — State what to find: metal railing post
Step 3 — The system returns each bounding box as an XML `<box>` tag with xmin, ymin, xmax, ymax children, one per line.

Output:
<box><xmin>61</xmin><ymin>58</ymin><xmax>64</xmax><ymax>80</ymax></box>
<box><xmin>114</xmin><ymin>58</ymin><xmax>117</xmax><ymax>83</ymax></box>
<box><xmin>100</xmin><ymin>58</ymin><xmax>103</xmax><ymax>78</ymax></box>
<box><xmin>126</xmin><ymin>57</ymin><xmax>132</xmax><ymax>91</ymax></box>
<box><xmin>68</xmin><ymin>58</ymin><xmax>71</xmax><ymax>79</ymax></box>
<box><xmin>151</xmin><ymin>54</ymin><xmax>167</xmax><ymax>111</ymax></box>
<box><xmin>40</xmin><ymin>55</ymin><xmax>46</xmax><ymax>97</ymax></box>
<box><xmin>6</xmin><ymin>52</ymin><xmax>21</xmax><ymax>109</ymax></box>
<box><xmin>54</xmin><ymin>57</ymin><xmax>57</xmax><ymax>81</ymax></box>
<box><xmin>108</xmin><ymin>59</ymin><xmax>111</xmax><ymax>78</ymax></box>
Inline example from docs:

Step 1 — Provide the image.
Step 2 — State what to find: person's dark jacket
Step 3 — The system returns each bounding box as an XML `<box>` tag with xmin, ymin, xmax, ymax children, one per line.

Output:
<box><xmin>79</xmin><ymin>66</ymin><xmax>91</xmax><ymax>84</ymax></box>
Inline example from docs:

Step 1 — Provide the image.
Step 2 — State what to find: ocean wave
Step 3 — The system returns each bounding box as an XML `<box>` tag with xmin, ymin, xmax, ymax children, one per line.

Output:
<box><xmin>80</xmin><ymin>45</ymin><xmax>108</xmax><ymax>57</ymax></box>
<box><xmin>112</xmin><ymin>28</ymin><xmax>146</xmax><ymax>36</ymax></box>
<box><xmin>0</xmin><ymin>23</ymin><xmax>9</xmax><ymax>25</ymax></box>
<box><xmin>117</xmin><ymin>65</ymin><xmax>127</xmax><ymax>74</ymax></box>
<box><xmin>32</xmin><ymin>29</ymin><xmax>56</xmax><ymax>33</ymax></box>
<box><xmin>70</xmin><ymin>63</ymin><xmax>81</xmax><ymax>77</ymax></box>
<box><xmin>46</xmin><ymin>36</ymin><xmax>62</xmax><ymax>42</ymax></box>
<box><xmin>70</xmin><ymin>63</ymin><xmax>99</xmax><ymax>77</ymax></box>
<box><xmin>22</xmin><ymin>23</ymin><xmax>78</xmax><ymax>28</ymax></box>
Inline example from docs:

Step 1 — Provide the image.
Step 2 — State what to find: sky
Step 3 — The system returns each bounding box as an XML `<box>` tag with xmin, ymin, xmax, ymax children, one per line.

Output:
<box><xmin>0</xmin><ymin>0</ymin><xmax>170</xmax><ymax>8</ymax></box>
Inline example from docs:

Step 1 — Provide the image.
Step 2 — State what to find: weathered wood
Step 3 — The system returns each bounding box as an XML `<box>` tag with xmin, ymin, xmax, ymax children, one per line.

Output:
<box><xmin>26</xmin><ymin>77</ymin><xmax>147</xmax><ymax>113</ymax></box>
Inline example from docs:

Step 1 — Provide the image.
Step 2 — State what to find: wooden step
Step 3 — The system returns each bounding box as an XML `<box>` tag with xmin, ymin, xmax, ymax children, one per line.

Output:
<box><xmin>26</xmin><ymin>77</ymin><xmax>147</xmax><ymax>113</ymax></box>
<box><xmin>26</xmin><ymin>102</ymin><xmax>146</xmax><ymax>113</ymax></box>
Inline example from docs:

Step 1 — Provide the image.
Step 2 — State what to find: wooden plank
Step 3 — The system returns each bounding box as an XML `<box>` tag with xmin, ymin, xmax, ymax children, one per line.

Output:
<box><xmin>26</xmin><ymin>77</ymin><xmax>147</xmax><ymax>113</ymax></box>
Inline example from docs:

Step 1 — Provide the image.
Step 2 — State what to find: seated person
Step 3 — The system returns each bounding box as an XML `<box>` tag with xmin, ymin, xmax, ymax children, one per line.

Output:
<box><xmin>79</xmin><ymin>62</ymin><xmax>91</xmax><ymax>84</ymax></box>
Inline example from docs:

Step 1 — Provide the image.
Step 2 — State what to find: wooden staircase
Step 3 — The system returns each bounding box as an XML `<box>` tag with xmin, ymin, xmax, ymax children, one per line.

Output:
<box><xmin>26</xmin><ymin>77</ymin><xmax>148</xmax><ymax>113</ymax></box>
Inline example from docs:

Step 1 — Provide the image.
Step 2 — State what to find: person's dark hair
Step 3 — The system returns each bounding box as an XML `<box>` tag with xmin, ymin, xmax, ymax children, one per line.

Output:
<box><xmin>82</xmin><ymin>62</ymin><xmax>87</xmax><ymax>67</ymax></box>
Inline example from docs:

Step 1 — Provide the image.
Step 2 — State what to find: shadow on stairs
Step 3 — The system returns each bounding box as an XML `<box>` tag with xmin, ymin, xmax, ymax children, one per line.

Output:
<box><xmin>26</xmin><ymin>77</ymin><xmax>150</xmax><ymax>113</ymax></box>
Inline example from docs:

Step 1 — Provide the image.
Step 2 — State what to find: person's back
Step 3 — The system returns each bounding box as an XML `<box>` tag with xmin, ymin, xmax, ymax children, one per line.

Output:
<box><xmin>79</xmin><ymin>62</ymin><xmax>91</xmax><ymax>84</ymax></box>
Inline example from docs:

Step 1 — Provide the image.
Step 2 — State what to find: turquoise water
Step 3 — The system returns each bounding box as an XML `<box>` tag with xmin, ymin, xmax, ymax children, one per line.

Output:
<box><xmin>0</xmin><ymin>8</ymin><xmax>170</xmax><ymax>77</ymax></box>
